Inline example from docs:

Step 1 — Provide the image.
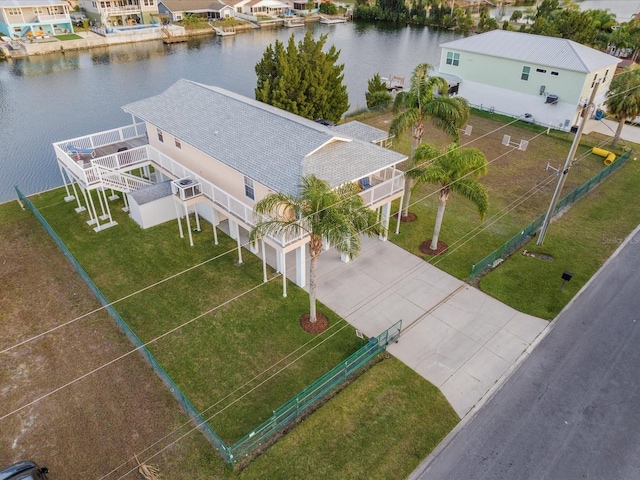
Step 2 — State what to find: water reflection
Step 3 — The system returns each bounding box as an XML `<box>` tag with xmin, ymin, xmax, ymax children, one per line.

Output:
<box><xmin>0</xmin><ymin>21</ymin><xmax>464</xmax><ymax>202</ymax></box>
<box><xmin>9</xmin><ymin>56</ymin><xmax>81</xmax><ymax>77</ymax></box>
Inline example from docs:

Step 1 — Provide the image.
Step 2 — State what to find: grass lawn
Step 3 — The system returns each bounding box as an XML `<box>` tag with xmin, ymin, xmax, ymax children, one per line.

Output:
<box><xmin>238</xmin><ymin>357</ymin><xmax>458</xmax><ymax>480</ymax></box>
<box><xmin>479</xmin><ymin>155</ymin><xmax>640</xmax><ymax>319</ymax></box>
<box><xmin>19</xmin><ymin>187</ymin><xmax>460</xmax><ymax>477</ymax></box>
<box><xmin>31</xmin><ymin>188</ymin><xmax>360</xmax><ymax>444</ymax></box>
<box><xmin>348</xmin><ymin>108</ymin><xmax>640</xmax><ymax>319</ymax></box>
<box><xmin>54</xmin><ymin>34</ymin><xmax>83</xmax><ymax>40</ymax></box>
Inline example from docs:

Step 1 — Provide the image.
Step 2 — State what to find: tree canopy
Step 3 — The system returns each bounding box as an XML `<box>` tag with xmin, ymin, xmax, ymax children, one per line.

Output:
<box><xmin>605</xmin><ymin>67</ymin><xmax>640</xmax><ymax>147</ymax></box>
<box><xmin>255</xmin><ymin>30</ymin><xmax>349</xmax><ymax>123</ymax></box>
<box><xmin>250</xmin><ymin>175</ymin><xmax>380</xmax><ymax>324</ymax></box>
<box><xmin>365</xmin><ymin>73</ymin><xmax>392</xmax><ymax>109</ymax></box>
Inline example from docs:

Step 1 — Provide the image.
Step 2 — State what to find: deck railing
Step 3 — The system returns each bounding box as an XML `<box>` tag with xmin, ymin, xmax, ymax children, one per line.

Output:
<box><xmin>55</xmin><ymin>124</ymin><xmax>404</xmax><ymax>246</ymax></box>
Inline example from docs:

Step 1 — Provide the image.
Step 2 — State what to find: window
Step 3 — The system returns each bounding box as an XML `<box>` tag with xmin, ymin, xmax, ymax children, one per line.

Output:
<box><xmin>8</xmin><ymin>8</ymin><xmax>21</xmax><ymax>15</ymax></box>
<box><xmin>603</xmin><ymin>69</ymin><xmax>609</xmax><ymax>83</ymax></box>
<box><xmin>157</xmin><ymin>128</ymin><xmax>163</xmax><ymax>143</ymax></box>
<box><xmin>551</xmin><ymin>71</ymin><xmax>559</xmax><ymax>76</ymax></box>
<box><xmin>536</xmin><ymin>68</ymin><xmax>546</xmax><ymax>73</ymax></box>
<box><xmin>446</xmin><ymin>52</ymin><xmax>460</xmax><ymax>66</ymax></box>
<box><xmin>175</xmin><ymin>138</ymin><xmax>181</xmax><ymax>149</ymax></box>
<box><xmin>591</xmin><ymin>74</ymin><xmax>598</xmax><ymax>88</ymax></box>
<box><xmin>143</xmin><ymin>0</ymin><xmax>154</xmax><ymax>6</ymax></box>
<box><xmin>34</xmin><ymin>7</ymin><xmax>44</xmax><ymax>14</ymax></box>
<box><xmin>244</xmin><ymin>176</ymin><xmax>255</xmax><ymax>200</ymax></box>
<box><xmin>521</xmin><ymin>66</ymin><xmax>530</xmax><ymax>81</ymax></box>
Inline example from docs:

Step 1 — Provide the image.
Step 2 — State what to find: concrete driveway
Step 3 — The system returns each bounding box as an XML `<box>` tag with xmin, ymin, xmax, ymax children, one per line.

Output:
<box><xmin>314</xmin><ymin>236</ymin><xmax>548</xmax><ymax>417</ymax></box>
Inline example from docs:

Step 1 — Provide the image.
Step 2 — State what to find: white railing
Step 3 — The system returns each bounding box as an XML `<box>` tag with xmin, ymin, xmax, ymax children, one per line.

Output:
<box><xmin>100</xmin><ymin>5</ymin><xmax>142</xmax><ymax>15</ymax></box>
<box><xmin>99</xmin><ymin>169</ymin><xmax>153</xmax><ymax>192</ymax></box>
<box><xmin>54</xmin><ymin>122</ymin><xmax>147</xmax><ymax>152</ymax></box>
<box><xmin>358</xmin><ymin>168</ymin><xmax>404</xmax><ymax>206</ymax></box>
<box><xmin>55</xmin><ymin>124</ymin><xmax>403</xmax><ymax>246</ymax></box>
<box><xmin>35</xmin><ymin>13</ymin><xmax>69</xmax><ymax>22</ymax></box>
<box><xmin>92</xmin><ymin>145</ymin><xmax>149</xmax><ymax>170</ymax></box>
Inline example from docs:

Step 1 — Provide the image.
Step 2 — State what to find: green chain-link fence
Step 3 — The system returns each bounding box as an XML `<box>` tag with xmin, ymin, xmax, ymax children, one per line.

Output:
<box><xmin>15</xmin><ymin>185</ymin><xmax>402</xmax><ymax>467</ymax></box>
<box><xmin>15</xmin><ymin>187</ymin><xmax>232</xmax><ymax>462</ymax></box>
<box><xmin>469</xmin><ymin>150</ymin><xmax>633</xmax><ymax>281</ymax></box>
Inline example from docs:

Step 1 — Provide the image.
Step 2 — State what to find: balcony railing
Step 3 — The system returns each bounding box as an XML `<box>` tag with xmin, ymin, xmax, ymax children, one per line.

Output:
<box><xmin>99</xmin><ymin>5</ymin><xmax>142</xmax><ymax>15</ymax></box>
<box><xmin>55</xmin><ymin>123</ymin><xmax>404</xmax><ymax>247</ymax></box>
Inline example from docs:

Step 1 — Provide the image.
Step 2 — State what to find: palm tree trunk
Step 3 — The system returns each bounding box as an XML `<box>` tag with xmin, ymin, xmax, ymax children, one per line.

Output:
<box><xmin>401</xmin><ymin>135</ymin><xmax>420</xmax><ymax>217</ymax></box>
<box><xmin>430</xmin><ymin>191</ymin><xmax>448</xmax><ymax>250</ymax></box>
<box><xmin>308</xmin><ymin>234</ymin><xmax>322</xmax><ymax>323</ymax></box>
<box><xmin>612</xmin><ymin>118</ymin><xmax>625</xmax><ymax>147</ymax></box>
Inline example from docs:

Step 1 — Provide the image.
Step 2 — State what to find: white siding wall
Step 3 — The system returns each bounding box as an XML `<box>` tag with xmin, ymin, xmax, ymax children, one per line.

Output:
<box><xmin>439</xmin><ymin>48</ymin><xmax>618</xmax><ymax>128</ymax></box>
<box><xmin>455</xmin><ymin>80</ymin><xmax>578</xmax><ymax>129</ymax></box>
<box><xmin>127</xmin><ymin>194</ymin><xmax>177</xmax><ymax>229</ymax></box>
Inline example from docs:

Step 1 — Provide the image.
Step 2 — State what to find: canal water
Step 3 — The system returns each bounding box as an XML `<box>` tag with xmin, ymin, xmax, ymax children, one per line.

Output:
<box><xmin>0</xmin><ymin>22</ymin><xmax>464</xmax><ymax>203</ymax></box>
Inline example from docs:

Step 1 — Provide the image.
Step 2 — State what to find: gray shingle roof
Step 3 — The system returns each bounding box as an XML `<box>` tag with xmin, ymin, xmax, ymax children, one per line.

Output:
<box><xmin>440</xmin><ymin>30</ymin><xmax>620</xmax><ymax>73</ymax></box>
<box><xmin>159</xmin><ymin>0</ymin><xmax>230</xmax><ymax>13</ymax></box>
<box><xmin>122</xmin><ymin>79</ymin><xmax>406</xmax><ymax>196</ymax></box>
<box><xmin>332</xmin><ymin>121</ymin><xmax>391</xmax><ymax>144</ymax></box>
<box><xmin>129</xmin><ymin>180</ymin><xmax>172</xmax><ymax>205</ymax></box>
<box><xmin>0</xmin><ymin>0</ymin><xmax>66</xmax><ymax>6</ymax></box>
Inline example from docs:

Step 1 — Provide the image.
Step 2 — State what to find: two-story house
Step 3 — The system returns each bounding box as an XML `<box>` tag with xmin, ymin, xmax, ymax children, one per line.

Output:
<box><xmin>438</xmin><ymin>30</ymin><xmax>621</xmax><ymax>131</ymax></box>
<box><xmin>0</xmin><ymin>0</ymin><xmax>74</xmax><ymax>38</ymax></box>
<box><xmin>53</xmin><ymin>79</ymin><xmax>407</xmax><ymax>295</ymax></box>
<box><xmin>157</xmin><ymin>0</ymin><xmax>235</xmax><ymax>22</ymax></box>
<box><xmin>78</xmin><ymin>0</ymin><xmax>160</xmax><ymax>26</ymax></box>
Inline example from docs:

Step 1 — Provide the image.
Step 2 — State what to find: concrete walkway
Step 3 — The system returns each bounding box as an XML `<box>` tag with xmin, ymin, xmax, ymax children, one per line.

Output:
<box><xmin>584</xmin><ymin>118</ymin><xmax>640</xmax><ymax>144</ymax></box>
<box><xmin>314</xmin><ymin>236</ymin><xmax>548</xmax><ymax>417</ymax></box>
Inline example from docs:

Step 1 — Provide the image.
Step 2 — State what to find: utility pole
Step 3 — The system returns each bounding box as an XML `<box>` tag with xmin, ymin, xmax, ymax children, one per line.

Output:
<box><xmin>537</xmin><ymin>81</ymin><xmax>600</xmax><ymax>246</ymax></box>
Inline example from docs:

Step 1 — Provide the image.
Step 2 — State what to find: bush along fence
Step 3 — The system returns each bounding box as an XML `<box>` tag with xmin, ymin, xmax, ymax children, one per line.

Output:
<box><xmin>15</xmin><ymin>186</ymin><xmax>402</xmax><ymax>467</ymax></box>
<box><xmin>469</xmin><ymin>149</ymin><xmax>633</xmax><ymax>282</ymax></box>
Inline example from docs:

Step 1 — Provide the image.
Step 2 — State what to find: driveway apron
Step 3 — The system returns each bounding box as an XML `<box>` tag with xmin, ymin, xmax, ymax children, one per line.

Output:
<box><xmin>314</xmin><ymin>236</ymin><xmax>548</xmax><ymax>417</ymax></box>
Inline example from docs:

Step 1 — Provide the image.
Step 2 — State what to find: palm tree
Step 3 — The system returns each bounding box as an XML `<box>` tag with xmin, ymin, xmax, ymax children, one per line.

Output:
<box><xmin>249</xmin><ymin>175</ymin><xmax>381</xmax><ymax>324</ymax></box>
<box><xmin>407</xmin><ymin>143</ymin><xmax>488</xmax><ymax>251</ymax></box>
<box><xmin>389</xmin><ymin>63</ymin><xmax>470</xmax><ymax>218</ymax></box>
<box><xmin>605</xmin><ymin>67</ymin><xmax>640</xmax><ymax>147</ymax></box>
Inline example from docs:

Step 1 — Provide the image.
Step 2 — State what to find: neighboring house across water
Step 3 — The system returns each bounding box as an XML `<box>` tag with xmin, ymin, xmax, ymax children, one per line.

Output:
<box><xmin>52</xmin><ymin>79</ymin><xmax>406</xmax><ymax>295</ymax></box>
<box><xmin>158</xmin><ymin>0</ymin><xmax>234</xmax><ymax>21</ymax></box>
<box><xmin>438</xmin><ymin>30</ymin><xmax>621</xmax><ymax>131</ymax></box>
<box><xmin>226</xmin><ymin>0</ymin><xmax>288</xmax><ymax>16</ymax></box>
<box><xmin>78</xmin><ymin>0</ymin><xmax>160</xmax><ymax>26</ymax></box>
<box><xmin>0</xmin><ymin>0</ymin><xmax>74</xmax><ymax>38</ymax></box>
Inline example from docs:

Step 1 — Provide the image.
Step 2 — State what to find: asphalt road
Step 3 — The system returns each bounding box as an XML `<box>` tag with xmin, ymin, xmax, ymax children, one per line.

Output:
<box><xmin>411</xmin><ymin>229</ymin><xmax>640</xmax><ymax>480</ymax></box>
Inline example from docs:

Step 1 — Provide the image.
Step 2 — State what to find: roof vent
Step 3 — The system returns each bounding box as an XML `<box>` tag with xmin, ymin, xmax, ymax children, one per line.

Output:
<box><xmin>546</xmin><ymin>94</ymin><xmax>559</xmax><ymax>104</ymax></box>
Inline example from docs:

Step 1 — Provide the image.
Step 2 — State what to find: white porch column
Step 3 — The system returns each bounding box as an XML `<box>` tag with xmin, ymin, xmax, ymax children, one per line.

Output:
<box><xmin>102</xmin><ymin>188</ymin><xmax>114</xmax><ymax>226</ymax></box>
<box><xmin>281</xmin><ymin>249</ymin><xmax>287</xmax><ymax>297</ymax></box>
<box><xmin>122</xmin><ymin>192</ymin><xmax>129</xmax><ymax>212</ymax></box>
<box><xmin>395</xmin><ymin>194</ymin><xmax>404</xmax><ymax>235</ymax></box>
<box><xmin>379</xmin><ymin>202</ymin><xmax>391</xmax><ymax>241</ymax></box>
<box><xmin>295</xmin><ymin>244</ymin><xmax>306</xmax><ymax>288</ymax></box>
<box><xmin>194</xmin><ymin>208</ymin><xmax>201</xmax><ymax>232</ymax></box>
<box><xmin>236</xmin><ymin>230</ymin><xmax>243</xmax><ymax>265</ymax></box>
<box><xmin>71</xmin><ymin>181</ymin><xmax>85</xmax><ymax>212</ymax></box>
<box><xmin>96</xmin><ymin>187</ymin><xmax>109</xmax><ymax>220</ymax></box>
<box><xmin>211</xmin><ymin>207</ymin><xmax>219</xmax><ymax>245</ymax></box>
<box><xmin>87</xmin><ymin>190</ymin><xmax>101</xmax><ymax>231</ymax></box>
<box><xmin>261</xmin><ymin>239</ymin><xmax>268</xmax><ymax>283</ymax></box>
<box><xmin>59</xmin><ymin>164</ymin><xmax>74</xmax><ymax>202</ymax></box>
<box><xmin>109</xmin><ymin>189</ymin><xmax>119</xmax><ymax>201</ymax></box>
<box><xmin>174</xmin><ymin>200</ymin><xmax>184</xmax><ymax>239</ymax></box>
<box><xmin>82</xmin><ymin>188</ymin><xmax>96</xmax><ymax>226</ymax></box>
<box><xmin>184</xmin><ymin>204</ymin><xmax>194</xmax><ymax>247</ymax></box>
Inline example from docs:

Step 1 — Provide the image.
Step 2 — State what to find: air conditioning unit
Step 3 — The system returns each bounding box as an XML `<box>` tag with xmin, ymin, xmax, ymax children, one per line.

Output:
<box><xmin>546</xmin><ymin>94</ymin><xmax>559</xmax><ymax>104</ymax></box>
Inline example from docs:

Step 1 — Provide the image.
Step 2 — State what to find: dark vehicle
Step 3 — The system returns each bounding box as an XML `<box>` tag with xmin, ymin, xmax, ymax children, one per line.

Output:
<box><xmin>0</xmin><ymin>461</ymin><xmax>49</xmax><ymax>480</ymax></box>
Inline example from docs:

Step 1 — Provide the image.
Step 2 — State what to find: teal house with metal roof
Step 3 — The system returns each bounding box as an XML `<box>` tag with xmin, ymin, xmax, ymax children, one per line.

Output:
<box><xmin>438</xmin><ymin>30</ymin><xmax>620</xmax><ymax>131</ymax></box>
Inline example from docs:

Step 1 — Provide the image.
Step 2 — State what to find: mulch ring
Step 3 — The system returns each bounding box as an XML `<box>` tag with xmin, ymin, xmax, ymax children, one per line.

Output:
<box><xmin>419</xmin><ymin>239</ymin><xmax>448</xmax><ymax>256</ymax></box>
<box><xmin>299</xmin><ymin>312</ymin><xmax>329</xmax><ymax>334</ymax></box>
<box><xmin>393</xmin><ymin>212</ymin><xmax>417</xmax><ymax>223</ymax></box>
